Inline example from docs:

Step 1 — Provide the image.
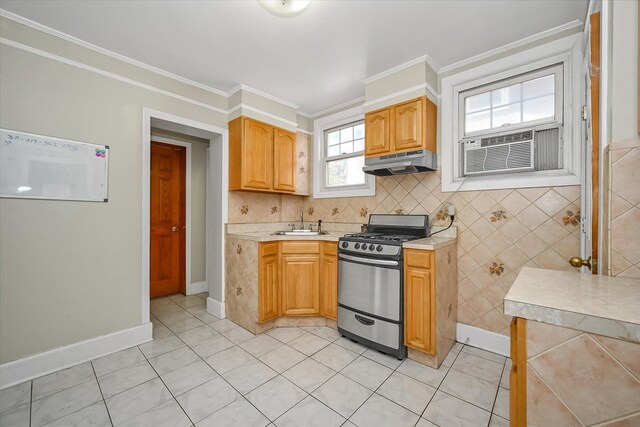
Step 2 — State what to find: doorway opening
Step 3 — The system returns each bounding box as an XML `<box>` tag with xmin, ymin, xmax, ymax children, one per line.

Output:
<box><xmin>142</xmin><ymin>109</ymin><xmax>228</xmax><ymax>327</ymax></box>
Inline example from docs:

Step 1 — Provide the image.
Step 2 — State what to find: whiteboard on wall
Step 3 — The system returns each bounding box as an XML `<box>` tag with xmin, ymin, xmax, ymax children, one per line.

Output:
<box><xmin>0</xmin><ymin>129</ymin><xmax>109</xmax><ymax>202</ymax></box>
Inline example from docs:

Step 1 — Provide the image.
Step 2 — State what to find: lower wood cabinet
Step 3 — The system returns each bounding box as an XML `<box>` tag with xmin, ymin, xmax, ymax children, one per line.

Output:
<box><xmin>320</xmin><ymin>242</ymin><xmax>338</xmax><ymax>320</ymax></box>
<box><xmin>510</xmin><ymin>317</ymin><xmax>527</xmax><ymax>427</ymax></box>
<box><xmin>404</xmin><ymin>249</ymin><xmax>436</xmax><ymax>354</ymax></box>
<box><xmin>258</xmin><ymin>242</ymin><xmax>280</xmax><ymax>323</ymax></box>
<box><xmin>281</xmin><ymin>254</ymin><xmax>320</xmax><ymax>316</ymax></box>
<box><xmin>258</xmin><ymin>240</ymin><xmax>337</xmax><ymax>322</ymax></box>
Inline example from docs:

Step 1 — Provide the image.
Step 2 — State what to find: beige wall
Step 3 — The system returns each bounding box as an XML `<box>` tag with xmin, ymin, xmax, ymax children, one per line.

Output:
<box><xmin>610</xmin><ymin>0</ymin><xmax>638</xmax><ymax>141</ymax></box>
<box><xmin>0</xmin><ymin>18</ymin><xmax>227</xmax><ymax>363</ymax></box>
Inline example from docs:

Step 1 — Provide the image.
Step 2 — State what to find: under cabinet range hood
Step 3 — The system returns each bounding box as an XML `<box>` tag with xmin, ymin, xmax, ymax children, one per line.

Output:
<box><xmin>363</xmin><ymin>149</ymin><xmax>437</xmax><ymax>176</ymax></box>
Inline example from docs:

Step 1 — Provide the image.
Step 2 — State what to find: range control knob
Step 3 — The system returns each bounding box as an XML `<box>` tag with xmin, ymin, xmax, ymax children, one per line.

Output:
<box><xmin>341</xmin><ymin>242</ymin><xmax>348</xmax><ymax>249</ymax></box>
<box><xmin>376</xmin><ymin>245</ymin><xmax>383</xmax><ymax>252</ymax></box>
<box><xmin>354</xmin><ymin>243</ymin><xmax>361</xmax><ymax>249</ymax></box>
<box><xmin>362</xmin><ymin>245</ymin><xmax>368</xmax><ymax>251</ymax></box>
<box><xmin>369</xmin><ymin>244</ymin><xmax>375</xmax><ymax>251</ymax></box>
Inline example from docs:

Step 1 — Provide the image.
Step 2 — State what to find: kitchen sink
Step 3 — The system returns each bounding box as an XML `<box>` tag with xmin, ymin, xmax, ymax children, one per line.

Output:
<box><xmin>272</xmin><ymin>230</ymin><xmax>328</xmax><ymax>236</ymax></box>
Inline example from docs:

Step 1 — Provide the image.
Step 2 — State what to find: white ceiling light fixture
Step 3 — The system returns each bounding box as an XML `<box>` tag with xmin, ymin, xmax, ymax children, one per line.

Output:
<box><xmin>259</xmin><ymin>0</ymin><xmax>311</xmax><ymax>18</ymax></box>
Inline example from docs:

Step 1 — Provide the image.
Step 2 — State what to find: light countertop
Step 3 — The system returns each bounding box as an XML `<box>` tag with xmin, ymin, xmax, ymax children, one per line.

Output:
<box><xmin>227</xmin><ymin>231</ymin><xmax>456</xmax><ymax>250</ymax></box>
<box><xmin>403</xmin><ymin>235</ymin><xmax>457</xmax><ymax>250</ymax></box>
<box><xmin>226</xmin><ymin>231</ymin><xmax>342</xmax><ymax>242</ymax></box>
<box><xmin>504</xmin><ymin>267</ymin><xmax>640</xmax><ymax>343</ymax></box>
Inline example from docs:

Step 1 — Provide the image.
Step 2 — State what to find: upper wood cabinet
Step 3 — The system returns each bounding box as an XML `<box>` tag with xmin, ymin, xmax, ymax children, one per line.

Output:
<box><xmin>365</xmin><ymin>96</ymin><xmax>437</xmax><ymax>158</ymax></box>
<box><xmin>243</xmin><ymin>118</ymin><xmax>273</xmax><ymax>190</ymax></box>
<box><xmin>394</xmin><ymin>98</ymin><xmax>424</xmax><ymax>151</ymax></box>
<box><xmin>404</xmin><ymin>249</ymin><xmax>436</xmax><ymax>354</ymax></box>
<box><xmin>273</xmin><ymin>128</ymin><xmax>296</xmax><ymax>192</ymax></box>
<box><xmin>365</xmin><ymin>109</ymin><xmax>391</xmax><ymax>156</ymax></box>
<box><xmin>229</xmin><ymin>116</ymin><xmax>296</xmax><ymax>193</ymax></box>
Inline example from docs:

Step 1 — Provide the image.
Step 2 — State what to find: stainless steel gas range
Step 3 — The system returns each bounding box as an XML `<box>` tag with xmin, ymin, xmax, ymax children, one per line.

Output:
<box><xmin>337</xmin><ymin>214</ymin><xmax>429</xmax><ymax>359</ymax></box>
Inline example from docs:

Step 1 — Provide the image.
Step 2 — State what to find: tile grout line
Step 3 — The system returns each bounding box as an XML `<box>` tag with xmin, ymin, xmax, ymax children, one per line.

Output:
<box><xmin>148</xmin><ymin>304</ymin><xmax>223</xmax><ymax>426</ymax></box>
<box><xmin>90</xmin><ymin>362</ymin><xmax>115</xmax><ymax>427</ymax></box>
<box><xmin>153</xmin><ymin>300</ymin><xmax>277</xmax><ymax>426</ymax></box>
<box><xmin>341</xmin><ymin>347</ymin><xmax>423</xmax><ymax>426</ymax></box>
<box><xmin>415</xmin><ymin>345</ymin><xmax>466</xmax><ymax>426</ymax></box>
<box><xmin>29</xmin><ymin>380</ymin><xmax>33</xmax><ymax>427</ymax></box>
<box><xmin>431</xmin><ymin>344</ymin><xmax>508</xmax><ymax>425</ymax></box>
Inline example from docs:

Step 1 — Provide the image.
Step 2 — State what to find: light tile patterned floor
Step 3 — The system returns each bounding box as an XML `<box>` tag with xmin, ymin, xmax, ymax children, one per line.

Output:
<box><xmin>0</xmin><ymin>294</ymin><xmax>511</xmax><ymax>427</ymax></box>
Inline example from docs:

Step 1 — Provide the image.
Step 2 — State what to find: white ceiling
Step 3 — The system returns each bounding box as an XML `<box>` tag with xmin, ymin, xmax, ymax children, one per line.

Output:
<box><xmin>0</xmin><ymin>0</ymin><xmax>588</xmax><ymax>115</ymax></box>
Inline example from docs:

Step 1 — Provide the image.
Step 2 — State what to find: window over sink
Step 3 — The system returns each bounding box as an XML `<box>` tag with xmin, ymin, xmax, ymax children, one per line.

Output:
<box><xmin>313</xmin><ymin>106</ymin><xmax>376</xmax><ymax>198</ymax></box>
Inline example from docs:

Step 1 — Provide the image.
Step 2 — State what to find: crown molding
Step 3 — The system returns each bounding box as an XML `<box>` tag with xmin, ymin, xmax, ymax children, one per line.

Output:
<box><xmin>226</xmin><ymin>84</ymin><xmax>299</xmax><ymax>110</ymax></box>
<box><xmin>0</xmin><ymin>9</ymin><xmax>229</xmax><ymax>97</ymax></box>
<box><xmin>363</xmin><ymin>54</ymin><xmax>440</xmax><ymax>85</ymax></box>
<box><xmin>308</xmin><ymin>96</ymin><xmax>366</xmax><ymax>119</ymax></box>
<box><xmin>228</xmin><ymin>103</ymin><xmax>298</xmax><ymax>128</ymax></box>
<box><xmin>362</xmin><ymin>82</ymin><xmax>440</xmax><ymax>108</ymax></box>
<box><xmin>439</xmin><ymin>19</ymin><xmax>583</xmax><ymax>74</ymax></box>
<box><xmin>0</xmin><ymin>37</ymin><xmax>229</xmax><ymax>116</ymax></box>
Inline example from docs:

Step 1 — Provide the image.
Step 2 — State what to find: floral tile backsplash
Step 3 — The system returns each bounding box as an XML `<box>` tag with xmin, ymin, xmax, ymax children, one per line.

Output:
<box><xmin>228</xmin><ymin>133</ymin><xmax>582</xmax><ymax>336</ymax></box>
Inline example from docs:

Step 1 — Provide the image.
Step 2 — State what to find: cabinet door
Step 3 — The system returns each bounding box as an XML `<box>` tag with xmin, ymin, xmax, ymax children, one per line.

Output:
<box><xmin>394</xmin><ymin>98</ymin><xmax>424</xmax><ymax>152</ymax></box>
<box><xmin>320</xmin><ymin>243</ymin><xmax>338</xmax><ymax>320</ymax></box>
<box><xmin>258</xmin><ymin>243</ymin><xmax>280</xmax><ymax>322</ymax></box>
<box><xmin>243</xmin><ymin>118</ymin><xmax>273</xmax><ymax>190</ymax></box>
<box><xmin>365</xmin><ymin>109</ymin><xmax>391</xmax><ymax>157</ymax></box>
<box><xmin>404</xmin><ymin>267</ymin><xmax>435</xmax><ymax>354</ymax></box>
<box><xmin>273</xmin><ymin>128</ymin><xmax>296</xmax><ymax>192</ymax></box>
<box><xmin>281</xmin><ymin>255</ymin><xmax>320</xmax><ymax>316</ymax></box>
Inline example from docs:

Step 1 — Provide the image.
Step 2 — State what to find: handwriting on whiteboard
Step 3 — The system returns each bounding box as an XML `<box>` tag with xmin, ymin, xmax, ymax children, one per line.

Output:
<box><xmin>3</xmin><ymin>132</ymin><xmax>79</xmax><ymax>152</ymax></box>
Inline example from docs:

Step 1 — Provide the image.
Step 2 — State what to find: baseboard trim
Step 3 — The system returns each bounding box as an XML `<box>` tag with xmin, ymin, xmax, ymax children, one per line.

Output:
<box><xmin>207</xmin><ymin>297</ymin><xmax>225</xmax><ymax>318</ymax></box>
<box><xmin>456</xmin><ymin>323</ymin><xmax>510</xmax><ymax>357</ymax></box>
<box><xmin>187</xmin><ymin>281</ymin><xmax>208</xmax><ymax>295</ymax></box>
<box><xmin>0</xmin><ymin>323</ymin><xmax>152</xmax><ymax>390</ymax></box>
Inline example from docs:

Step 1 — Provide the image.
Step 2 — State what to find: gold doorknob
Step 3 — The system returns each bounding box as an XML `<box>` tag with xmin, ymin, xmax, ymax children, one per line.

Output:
<box><xmin>569</xmin><ymin>256</ymin><xmax>592</xmax><ymax>270</ymax></box>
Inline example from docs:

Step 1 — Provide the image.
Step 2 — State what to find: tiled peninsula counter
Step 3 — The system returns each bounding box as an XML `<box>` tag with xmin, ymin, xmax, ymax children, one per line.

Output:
<box><xmin>504</xmin><ymin>267</ymin><xmax>640</xmax><ymax>426</ymax></box>
<box><xmin>225</xmin><ymin>223</ymin><xmax>458</xmax><ymax>368</ymax></box>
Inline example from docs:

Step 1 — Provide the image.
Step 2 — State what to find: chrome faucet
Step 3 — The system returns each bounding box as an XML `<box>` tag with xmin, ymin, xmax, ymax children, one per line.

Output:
<box><xmin>299</xmin><ymin>208</ymin><xmax>305</xmax><ymax>230</ymax></box>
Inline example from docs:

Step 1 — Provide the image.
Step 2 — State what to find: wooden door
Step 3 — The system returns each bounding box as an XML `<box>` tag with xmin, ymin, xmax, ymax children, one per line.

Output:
<box><xmin>243</xmin><ymin>118</ymin><xmax>273</xmax><ymax>190</ymax></box>
<box><xmin>281</xmin><ymin>255</ymin><xmax>320</xmax><ymax>316</ymax></box>
<box><xmin>258</xmin><ymin>242</ymin><xmax>280</xmax><ymax>322</ymax></box>
<box><xmin>320</xmin><ymin>243</ymin><xmax>338</xmax><ymax>320</ymax></box>
<box><xmin>273</xmin><ymin>128</ymin><xmax>296</xmax><ymax>192</ymax></box>
<box><xmin>394</xmin><ymin>98</ymin><xmax>424</xmax><ymax>152</ymax></box>
<box><xmin>404</xmin><ymin>264</ymin><xmax>435</xmax><ymax>354</ymax></box>
<box><xmin>365</xmin><ymin>108</ymin><xmax>391</xmax><ymax>157</ymax></box>
<box><xmin>150</xmin><ymin>142</ymin><xmax>186</xmax><ymax>298</ymax></box>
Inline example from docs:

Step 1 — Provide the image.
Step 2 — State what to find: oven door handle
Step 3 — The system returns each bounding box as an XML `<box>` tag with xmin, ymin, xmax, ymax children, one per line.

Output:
<box><xmin>338</xmin><ymin>253</ymin><xmax>399</xmax><ymax>267</ymax></box>
<box><xmin>354</xmin><ymin>314</ymin><xmax>375</xmax><ymax>326</ymax></box>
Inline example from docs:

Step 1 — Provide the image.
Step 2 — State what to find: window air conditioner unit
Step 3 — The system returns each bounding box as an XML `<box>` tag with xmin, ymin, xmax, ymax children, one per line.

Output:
<box><xmin>460</xmin><ymin>125</ymin><xmax>562</xmax><ymax>177</ymax></box>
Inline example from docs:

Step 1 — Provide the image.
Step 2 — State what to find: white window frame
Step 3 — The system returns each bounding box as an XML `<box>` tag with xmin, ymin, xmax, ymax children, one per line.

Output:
<box><xmin>313</xmin><ymin>106</ymin><xmax>375</xmax><ymax>198</ymax></box>
<box><xmin>441</xmin><ymin>33</ymin><xmax>583</xmax><ymax>192</ymax></box>
<box><xmin>460</xmin><ymin>63</ymin><xmax>564</xmax><ymax>137</ymax></box>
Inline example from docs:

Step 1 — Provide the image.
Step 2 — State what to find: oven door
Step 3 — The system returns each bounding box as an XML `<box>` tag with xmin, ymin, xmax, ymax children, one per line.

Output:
<box><xmin>338</xmin><ymin>253</ymin><xmax>401</xmax><ymax>322</ymax></box>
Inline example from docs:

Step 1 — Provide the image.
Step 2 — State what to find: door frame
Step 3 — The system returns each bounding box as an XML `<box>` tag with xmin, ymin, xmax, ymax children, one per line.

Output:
<box><xmin>142</xmin><ymin>108</ymin><xmax>228</xmax><ymax>325</ymax></box>
<box><xmin>150</xmin><ymin>136</ymin><xmax>192</xmax><ymax>293</ymax></box>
